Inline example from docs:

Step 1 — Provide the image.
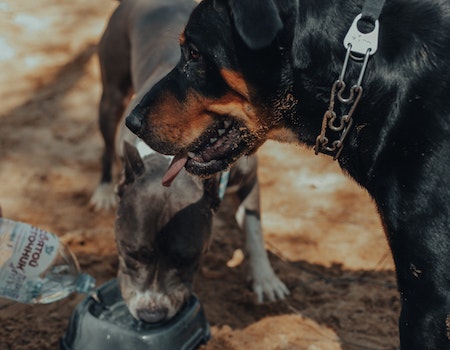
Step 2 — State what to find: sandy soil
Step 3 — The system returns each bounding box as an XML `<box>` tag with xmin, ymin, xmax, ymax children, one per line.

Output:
<box><xmin>0</xmin><ymin>1</ymin><xmax>400</xmax><ymax>349</ymax></box>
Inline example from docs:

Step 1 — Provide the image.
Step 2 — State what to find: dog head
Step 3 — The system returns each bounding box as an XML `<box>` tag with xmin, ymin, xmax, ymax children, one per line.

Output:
<box><xmin>115</xmin><ymin>142</ymin><xmax>213</xmax><ymax>323</ymax></box>
<box><xmin>126</xmin><ymin>0</ymin><xmax>299</xmax><ymax>181</ymax></box>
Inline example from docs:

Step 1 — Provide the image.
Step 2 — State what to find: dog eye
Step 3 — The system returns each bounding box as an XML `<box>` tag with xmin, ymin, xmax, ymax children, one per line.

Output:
<box><xmin>188</xmin><ymin>44</ymin><xmax>201</xmax><ymax>60</ymax></box>
<box><xmin>123</xmin><ymin>251</ymin><xmax>154</xmax><ymax>270</ymax></box>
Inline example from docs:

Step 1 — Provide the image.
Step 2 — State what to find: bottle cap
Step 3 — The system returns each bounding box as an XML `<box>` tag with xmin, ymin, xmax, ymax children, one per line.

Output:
<box><xmin>76</xmin><ymin>274</ymin><xmax>96</xmax><ymax>294</ymax></box>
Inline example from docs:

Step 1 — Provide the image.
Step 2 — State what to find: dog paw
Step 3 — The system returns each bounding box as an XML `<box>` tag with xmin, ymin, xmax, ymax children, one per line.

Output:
<box><xmin>252</xmin><ymin>272</ymin><xmax>290</xmax><ymax>303</ymax></box>
<box><xmin>89</xmin><ymin>183</ymin><xmax>117</xmax><ymax>211</ymax></box>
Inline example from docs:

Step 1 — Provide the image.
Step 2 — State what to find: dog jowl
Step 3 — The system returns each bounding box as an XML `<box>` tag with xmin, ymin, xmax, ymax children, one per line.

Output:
<box><xmin>126</xmin><ymin>0</ymin><xmax>450</xmax><ymax>349</ymax></box>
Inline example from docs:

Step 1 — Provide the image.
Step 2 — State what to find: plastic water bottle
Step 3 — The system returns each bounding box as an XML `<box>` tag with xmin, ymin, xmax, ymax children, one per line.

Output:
<box><xmin>0</xmin><ymin>218</ymin><xmax>96</xmax><ymax>304</ymax></box>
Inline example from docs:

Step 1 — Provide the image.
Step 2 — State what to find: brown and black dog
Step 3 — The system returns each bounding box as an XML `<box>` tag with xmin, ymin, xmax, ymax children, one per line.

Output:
<box><xmin>91</xmin><ymin>0</ymin><xmax>288</xmax><ymax>323</ymax></box>
<box><xmin>125</xmin><ymin>0</ymin><xmax>450</xmax><ymax>348</ymax></box>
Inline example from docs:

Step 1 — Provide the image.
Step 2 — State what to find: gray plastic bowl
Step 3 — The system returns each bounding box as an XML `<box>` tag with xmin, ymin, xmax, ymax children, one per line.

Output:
<box><xmin>61</xmin><ymin>279</ymin><xmax>210</xmax><ymax>350</ymax></box>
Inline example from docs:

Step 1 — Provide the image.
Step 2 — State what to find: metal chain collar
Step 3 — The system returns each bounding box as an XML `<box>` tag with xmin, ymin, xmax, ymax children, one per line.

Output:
<box><xmin>315</xmin><ymin>10</ymin><xmax>381</xmax><ymax>159</ymax></box>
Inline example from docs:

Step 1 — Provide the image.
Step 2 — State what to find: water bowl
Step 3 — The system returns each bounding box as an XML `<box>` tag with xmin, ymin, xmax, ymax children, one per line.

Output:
<box><xmin>61</xmin><ymin>279</ymin><xmax>210</xmax><ymax>350</ymax></box>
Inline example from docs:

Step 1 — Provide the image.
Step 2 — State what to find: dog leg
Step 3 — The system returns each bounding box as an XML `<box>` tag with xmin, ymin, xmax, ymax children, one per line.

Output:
<box><xmin>391</xmin><ymin>238</ymin><xmax>450</xmax><ymax>349</ymax></box>
<box><xmin>239</xmin><ymin>181</ymin><xmax>289</xmax><ymax>303</ymax></box>
<box><xmin>90</xmin><ymin>87</ymin><xmax>130</xmax><ymax>211</ymax></box>
<box><xmin>90</xmin><ymin>13</ymin><xmax>133</xmax><ymax>211</ymax></box>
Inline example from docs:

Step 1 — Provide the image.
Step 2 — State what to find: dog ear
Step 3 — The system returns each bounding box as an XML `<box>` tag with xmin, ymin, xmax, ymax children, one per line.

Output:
<box><xmin>229</xmin><ymin>0</ymin><xmax>282</xmax><ymax>50</ymax></box>
<box><xmin>123</xmin><ymin>141</ymin><xmax>145</xmax><ymax>184</ymax></box>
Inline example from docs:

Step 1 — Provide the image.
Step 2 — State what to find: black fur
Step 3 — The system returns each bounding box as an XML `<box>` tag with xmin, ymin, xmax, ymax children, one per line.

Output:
<box><xmin>126</xmin><ymin>0</ymin><xmax>450</xmax><ymax>348</ymax></box>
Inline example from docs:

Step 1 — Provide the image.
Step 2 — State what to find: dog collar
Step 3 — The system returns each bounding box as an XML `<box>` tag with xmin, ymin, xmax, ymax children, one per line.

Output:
<box><xmin>203</xmin><ymin>170</ymin><xmax>230</xmax><ymax>212</ymax></box>
<box><xmin>314</xmin><ymin>0</ymin><xmax>384</xmax><ymax>159</ymax></box>
<box><xmin>218</xmin><ymin>171</ymin><xmax>230</xmax><ymax>200</ymax></box>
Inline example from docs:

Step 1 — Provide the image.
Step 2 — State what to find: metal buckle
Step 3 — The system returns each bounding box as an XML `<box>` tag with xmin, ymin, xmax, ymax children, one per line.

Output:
<box><xmin>344</xmin><ymin>13</ymin><xmax>379</xmax><ymax>59</ymax></box>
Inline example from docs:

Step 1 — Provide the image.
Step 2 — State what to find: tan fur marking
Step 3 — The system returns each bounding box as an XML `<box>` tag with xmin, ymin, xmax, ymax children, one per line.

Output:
<box><xmin>149</xmin><ymin>88</ymin><xmax>273</xmax><ymax>151</ymax></box>
<box><xmin>446</xmin><ymin>315</ymin><xmax>450</xmax><ymax>340</ymax></box>
<box><xmin>207</xmin><ymin>92</ymin><xmax>283</xmax><ymax>143</ymax></box>
<box><xmin>150</xmin><ymin>90</ymin><xmax>214</xmax><ymax>147</ymax></box>
<box><xmin>220</xmin><ymin>69</ymin><xmax>250</xmax><ymax>100</ymax></box>
<box><xmin>219</xmin><ymin>69</ymin><xmax>287</xmax><ymax>134</ymax></box>
<box><xmin>267</xmin><ymin>127</ymin><xmax>299</xmax><ymax>143</ymax></box>
<box><xmin>208</xmin><ymin>101</ymin><xmax>251</xmax><ymax>123</ymax></box>
<box><xmin>179</xmin><ymin>32</ymin><xmax>186</xmax><ymax>46</ymax></box>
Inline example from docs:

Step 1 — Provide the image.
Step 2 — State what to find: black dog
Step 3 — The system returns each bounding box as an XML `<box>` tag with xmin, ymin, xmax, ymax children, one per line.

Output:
<box><xmin>125</xmin><ymin>0</ymin><xmax>450</xmax><ymax>348</ymax></box>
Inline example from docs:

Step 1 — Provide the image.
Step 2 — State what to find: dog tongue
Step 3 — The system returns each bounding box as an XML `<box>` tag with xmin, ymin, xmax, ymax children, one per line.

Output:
<box><xmin>162</xmin><ymin>153</ymin><xmax>188</xmax><ymax>187</ymax></box>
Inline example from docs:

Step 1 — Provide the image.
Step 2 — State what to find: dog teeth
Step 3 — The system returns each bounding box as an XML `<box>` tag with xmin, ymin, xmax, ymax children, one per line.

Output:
<box><xmin>223</xmin><ymin>120</ymin><xmax>232</xmax><ymax>129</ymax></box>
<box><xmin>187</xmin><ymin>152</ymin><xmax>196</xmax><ymax>158</ymax></box>
<box><xmin>210</xmin><ymin>137</ymin><xmax>218</xmax><ymax>144</ymax></box>
<box><xmin>218</xmin><ymin>129</ymin><xmax>226</xmax><ymax>136</ymax></box>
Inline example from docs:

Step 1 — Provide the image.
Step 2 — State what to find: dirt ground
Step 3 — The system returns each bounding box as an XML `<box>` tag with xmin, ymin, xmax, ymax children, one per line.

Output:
<box><xmin>0</xmin><ymin>1</ymin><xmax>400</xmax><ymax>349</ymax></box>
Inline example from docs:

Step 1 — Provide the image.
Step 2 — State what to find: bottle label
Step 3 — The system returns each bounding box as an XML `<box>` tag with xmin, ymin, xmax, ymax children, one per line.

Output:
<box><xmin>0</xmin><ymin>219</ymin><xmax>59</xmax><ymax>303</ymax></box>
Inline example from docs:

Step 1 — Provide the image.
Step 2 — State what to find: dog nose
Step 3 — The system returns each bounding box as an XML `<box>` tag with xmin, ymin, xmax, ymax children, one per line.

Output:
<box><xmin>125</xmin><ymin>110</ymin><xmax>143</xmax><ymax>134</ymax></box>
<box><xmin>137</xmin><ymin>307</ymin><xmax>168</xmax><ymax>323</ymax></box>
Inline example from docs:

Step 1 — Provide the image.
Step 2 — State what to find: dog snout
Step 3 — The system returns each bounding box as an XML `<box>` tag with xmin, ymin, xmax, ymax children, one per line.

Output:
<box><xmin>125</xmin><ymin>109</ymin><xmax>144</xmax><ymax>135</ymax></box>
<box><xmin>137</xmin><ymin>306</ymin><xmax>169</xmax><ymax>323</ymax></box>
